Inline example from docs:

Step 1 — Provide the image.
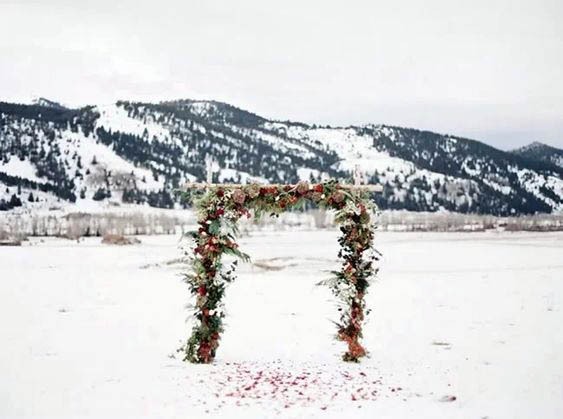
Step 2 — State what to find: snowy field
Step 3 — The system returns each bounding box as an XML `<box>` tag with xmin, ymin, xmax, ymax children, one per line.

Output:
<box><xmin>1</xmin><ymin>230</ymin><xmax>562</xmax><ymax>418</ymax></box>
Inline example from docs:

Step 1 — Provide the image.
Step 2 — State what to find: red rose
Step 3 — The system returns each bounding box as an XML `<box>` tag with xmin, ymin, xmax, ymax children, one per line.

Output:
<box><xmin>216</xmin><ymin>189</ymin><xmax>224</xmax><ymax>197</ymax></box>
<box><xmin>215</xmin><ymin>208</ymin><xmax>224</xmax><ymax>217</ymax></box>
<box><xmin>198</xmin><ymin>343</ymin><xmax>211</xmax><ymax>359</ymax></box>
<box><xmin>197</xmin><ymin>285</ymin><xmax>206</xmax><ymax>296</ymax></box>
<box><xmin>314</xmin><ymin>184</ymin><xmax>324</xmax><ymax>193</ymax></box>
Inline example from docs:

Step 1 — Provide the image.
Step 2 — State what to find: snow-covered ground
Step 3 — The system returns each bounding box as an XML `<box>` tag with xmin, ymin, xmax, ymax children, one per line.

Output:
<box><xmin>1</xmin><ymin>231</ymin><xmax>562</xmax><ymax>418</ymax></box>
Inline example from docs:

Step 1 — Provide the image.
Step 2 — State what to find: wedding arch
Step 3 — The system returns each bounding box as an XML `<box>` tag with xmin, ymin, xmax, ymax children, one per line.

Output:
<box><xmin>182</xmin><ymin>180</ymin><xmax>379</xmax><ymax>364</ymax></box>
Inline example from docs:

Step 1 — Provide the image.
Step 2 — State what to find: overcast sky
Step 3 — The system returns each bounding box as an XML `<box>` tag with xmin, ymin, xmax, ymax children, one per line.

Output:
<box><xmin>1</xmin><ymin>0</ymin><xmax>562</xmax><ymax>149</ymax></box>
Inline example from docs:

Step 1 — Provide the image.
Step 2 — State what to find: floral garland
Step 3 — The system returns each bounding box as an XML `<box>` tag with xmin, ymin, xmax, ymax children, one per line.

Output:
<box><xmin>182</xmin><ymin>181</ymin><xmax>378</xmax><ymax>363</ymax></box>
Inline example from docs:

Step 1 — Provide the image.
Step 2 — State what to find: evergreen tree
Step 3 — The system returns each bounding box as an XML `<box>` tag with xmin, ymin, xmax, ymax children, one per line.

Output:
<box><xmin>92</xmin><ymin>187</ymin><xmax>109</xmax><ymax>201</ymax></box>
<box><xmin>9</xmin><ymin>194</ymin><xmax>22</xmax><ymax>207</ymax></box>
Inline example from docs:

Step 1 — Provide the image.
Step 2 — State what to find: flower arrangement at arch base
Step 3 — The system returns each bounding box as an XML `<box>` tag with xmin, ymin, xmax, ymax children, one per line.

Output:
<box><xmin>182</xmin><ymin>180</ymin><xmax>379</xmax><ymax>364</ymax></box>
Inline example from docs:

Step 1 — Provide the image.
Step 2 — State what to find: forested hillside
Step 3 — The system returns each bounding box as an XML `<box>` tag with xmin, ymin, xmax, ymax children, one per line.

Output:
<box><xmin>1</xmin><ymin>99</ymin><xmax>561</xmax><ymax>215</ymax></box>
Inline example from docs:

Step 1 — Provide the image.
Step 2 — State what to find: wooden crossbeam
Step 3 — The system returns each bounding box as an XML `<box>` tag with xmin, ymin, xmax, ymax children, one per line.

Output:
<box><xmin>183</xmin><ymin>182</ymin><xmax>384</xmax><ymax>192</ymax></box>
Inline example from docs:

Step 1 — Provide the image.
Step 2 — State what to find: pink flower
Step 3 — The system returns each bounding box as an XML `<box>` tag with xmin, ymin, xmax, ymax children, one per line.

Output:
<box><xmin>332</xmin><ymin>191</ymin><xmax>345</xmax><ymax>203</ymax></box>
<box><xmin>232</xmin><ymin>189</ymin><xmax>246</xmax><ymax>205</ymax></box>
<box><xmin>296</xmin><ymin>181</ymin><xmax>310</xmax><ymax>195</ymax></box>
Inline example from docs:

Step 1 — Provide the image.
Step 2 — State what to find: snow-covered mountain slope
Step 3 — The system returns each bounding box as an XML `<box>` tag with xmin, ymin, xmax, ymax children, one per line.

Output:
<box><xmin>1</xmin><ymin>99</ymin><xmax>562</xmax><ymax>215</ymax></box>
<box><xmin>511</xmin><ymin>141</ymin><xmax>563</xmax><ymax>169</ymax></box>
<box><xmin>31</xmin><ymin>97</ymin><xmax>68</xmax><ymax>110</ymax></box>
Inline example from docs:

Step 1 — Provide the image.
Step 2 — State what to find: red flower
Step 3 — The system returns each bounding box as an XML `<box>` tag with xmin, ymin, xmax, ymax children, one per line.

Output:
<box><xmin>216</xmin><ymin>189</ymin><xmax>224</xmax><ymax>198</ymax></box>
<box><xmin>197</xmin><ymin>285</ymin><xmax>206</xmax><ymax>296</ymax></box>
<box><xmin>314</xmin><ymin>184</ymin><xmax>324</xmax><ymax>193</ymax></box>
<box><xmin>198</xmin><ymin>342</ymin><xmax>211</xmax><ymax>361</ymax></box>
<box><xmin>215</xmin><ymin>208</ymin><xmax>224</xmax><ymax>217</ymax></box>
<box><xmin>238</xmin><ymin>208</ymin><xmax>251</xmax><ymax>218</ymax></box>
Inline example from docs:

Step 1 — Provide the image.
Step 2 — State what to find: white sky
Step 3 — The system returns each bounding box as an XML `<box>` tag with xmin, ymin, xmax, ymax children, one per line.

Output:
<box><xmin>1</xmin><ymin>0</ymin><xmax>562</xmax><ymax>149</ymax></box>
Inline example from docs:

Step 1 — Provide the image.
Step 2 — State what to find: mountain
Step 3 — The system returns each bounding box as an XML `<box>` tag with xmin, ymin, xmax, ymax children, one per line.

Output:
<box><xmin>511</xmin><ymin>142</ymin><xmax>563</xmax><ymax>169</ymax></box>
<box><xmin>1</xmin><ymin>99</ymin><xmax>562</xmax><ymax>215</ymax></box>
<box><xmin>31</xmin><ymin>98</ymin><xmax>69</xmax><ymax>110</ymax></box>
